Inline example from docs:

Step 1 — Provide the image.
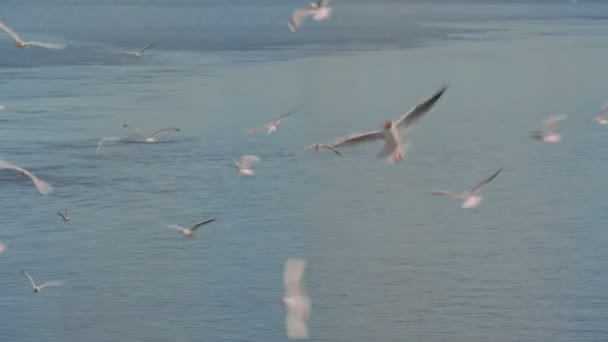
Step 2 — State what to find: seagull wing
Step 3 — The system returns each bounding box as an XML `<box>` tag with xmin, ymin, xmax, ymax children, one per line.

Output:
<box><xmin>319</xmin><ymin>144</ymin><xmax>341</xmax><ymax>156</ymax></box>
<box><xmin>149</xmin><ymin>128</ymin><xmax>181</xmax><ymax>139</ymax></box>
<box><xmin>25</xmin><ymin>41</ymin><xmax>66</xmax><ymax>50</ymax></box>
<box><xmin>167</xmin><ymin>224</ymin><xmax>185</xmax><ymax>232</ymax></box>
<box><xmin>289</xmin><ymin>8</ymin><xmax>316</xmax><ymax>32</ymax></box>
<box><xmin>190</xmin><ymin>218</ymin><xmax>217</xmax><ymax>231</ymax></box>
<box><xmin>138</xmin><ymin>43</ymin><xmax>155</xmax><ymax>54</ymax></box>
<box><xmin>284</xmin><ymin>259</ymin><xmax>306</xmax><ymax>297</ymax></box>
<box><xmin>541</xmin><ymin>114</ymin><xmax>566</xmax><ymax>133</ymax></box>
<box><xmin>395</xmin><ymin>85</ymin><xmax>448</xmax><ymax>131</ymax></box>
<box><xmin>21</xmin><ymin>270</ymin><xmax>37</xmax><ymax>289</ymax></box>
<box><xmin>0</xmin><ymin>21</ymin><xmax>22</xmax><ymax>43</ymax></box>
<box><xmin>29</xmin><ymin>174</ymin><xmax>53</xmax><ymax>195</ymax></box>
<box><xmin>286</xmin><ymin>315</ymin><xmax>310</xmax><ymax>339</ymax></box>
<box><xmin>332</xmin><ymin>129</ymin><xmax>384</xmax><ymax>148</ymax></box>
<box><xmin>239</xmin><ymin>155</ymin><xmax>261</xmax><ymax>169</ymax></box>
<box><xmin>39</xmin><ymin>281</ymin><xmax>62</xmax><ymax>289</ymax></box>
<box><xmin>470</xmin><ymin>168</ymin><xmax>502</xmax><ymax>194</ymax></box>
<box><xmin>0</xmin><ymin>159</ymin><xmax>25</xmax><ymax>173</ymax></box>
<box><xmin>57</xmin><ymin>211</ymin><xmax>66</xmax><ymax>219</ymax></box>
<box><xmin>272</xmin><ymin>109</ymin><xmax>296</xmax><ymax>126</ymax></box>
<box><xmin>431</xmin><ymin>191</ymin><xmax>464</xmax><ymax>199</ymax></box>
<box><xmin>96</xmin><ymin>137</ymin><xmax>122</xmax><ymax>154</ymax></box>
<box><xmin>245</xmin><ymin>126</ymin><xmax>266</xmax><ymax>134</ymax></box>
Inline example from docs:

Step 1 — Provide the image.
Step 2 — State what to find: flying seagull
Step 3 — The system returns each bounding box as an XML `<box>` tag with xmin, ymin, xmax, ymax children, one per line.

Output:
<box><xmin>122</xmin><ymin>123</ymin><xmax>181</xmax><ymax>143</ymax></box>
<box><xmin>246</xmin><ymin>109</ymin><xmax>296</xmax><ymax>135</ymax></box>
<box><xmin>283</xmin><ymin>258</ymin><xmax>311</xmax><ymax>339</ymax></box>
<box><xmin>288</xmin><ymin>0</ymin><xmax>332</xmax><ymax>32</ymax></box>
<box><xmin>432</xmin><ymin>168</ymin><xmax>502</xmax><ymax>209</ymax></box>
<box><xmin>21</xmin><ymin>270</ymin><xmax>62</xmax><ymax>293</ymax></box>
<box><xmin>303</xmin><ymin>144</ymin><xmax>341</xmax><ymax>156</ymax></box>
<box><xmin>531</xmin><ymin>114</ymin><xmax>566</xmax><ymax>143</ymax></box>
<box><xmin>96</xmin><ymin>136</ymin><xmax>124</xmax><ymax>154</ymax></box>
<box><xmin>122</xmin><ymin>43</ymin><xmax>155</xmax><ymax>57</ymax></box>
<box><xmin>0</xmin><ymin>21</ymin><xmax>65</xmax><ymax>49</ymax></box>
<box><xmin>593</xmin><ymin>104</ymin><xmax>608</xmax><ymax>125</ymax></box>
<box><xmin>0</xmin><ymin>160</ymin><xmax>53</xmax><ymax>195</ymax></box>
<box><xmin>232</xmin><ymin>155</ymin><xmax>261</xmax><ymax>176</ymax></box>
<box><xmin>319</xmin><ymin>86</ymin><xmax>447</xmax><ymax>163</ymax></box>
<box><xmin>57</xmin><ymin>208</ymin><xmax>70</xmax><ymax>222</ymax></box>
<box><xmin>167</xmin><ymin>218</ymin><xmax>216</xmax><ymax>237</ymax></box>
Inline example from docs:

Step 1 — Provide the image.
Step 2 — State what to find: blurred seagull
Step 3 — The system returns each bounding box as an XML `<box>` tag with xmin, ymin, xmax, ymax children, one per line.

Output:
<box><xmin>96</xmin><ymin>136</ymin><xmax>124</xmax><ymax>154</ymax></box>
<box><xmin>432</xmin><ymin>168</ymin><xmax>502</xmax><ymax>209</ymax></box>
<box><xmin>283</xmin><ymin>258</ymin><xmax>311</xmax><ymax>339</ymax></box>
<box><xmin>21</xmin><ymin>270</ymin><xmax>62</xmax><ymax>293</ymax></box>
<box><xmin>122</xmin><ymin>43</ymin><xmax>155</xmax><ymax>57</ymax></box>
<box><xmin>0</xmin><ymin>241</ymin><xmax>6</xmax><ymax>253</ymax></box>
<box><xmin>57</xmin><ymin>208</ymin><xmax>70</xmax><ymax>222</ymax></box>
<box><xmin>531</xmin><ymin>114</ymin><xmax>566</xmax><ymax>143</ymax></box>
<box><xmin>0</xmin><ymin>160</ymin><xmax>53</xmax><ymax>195</ymax></box>
<box><xmin>303</xmin><ymin>144</ymin><xmax>341</xmax><ymax>156</ymax></box>
<box><xmin>593</xmin><ymin>104</ymin><xmax>608</xmax><ymax>125</ymax></box>
<box><xmin>232</xmin><ymin>155</ymin><xmax>261</xmax><ymax>176</ymax></box>
<box><xmin>288</xmin><ymin>0</ymin><xmax>332</xmax><ymax>32</ymax></box>
<box><xmin>0</xmin><ymin>21</ymin><xmax>65</xmax><ymax>49</ymax></box>
<box><xmin>246</xmin><ymin>109</ymin><xmax>296</xmax><ymax>135</ymax></box>
<box><xmin>167</xmin><ymin>218</ymin><xmax>216</xmax><ymax>237</ymax></box>
<box><xmin>323</xmin><ymin>86</ymin><xmax>447</xmax><ymax>163</ymax></box>
<box><xmin>122</xmin><ymin>123</ymin><xmax>181</xmax><ymax>143</ymax></box>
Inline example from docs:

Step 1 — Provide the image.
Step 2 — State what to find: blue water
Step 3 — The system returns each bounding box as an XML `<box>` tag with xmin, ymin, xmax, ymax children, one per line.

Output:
<box><xmin>2</xmin><ymin>1</ymin><xmax>608</xmax><ymax>341</ymax></box>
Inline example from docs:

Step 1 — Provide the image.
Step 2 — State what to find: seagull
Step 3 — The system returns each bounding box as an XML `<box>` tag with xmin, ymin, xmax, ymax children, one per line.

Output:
<box><xmin>283</xmin><ymin>258</ymin><xmax>311</xmax><ymax>339</ymax></box>
<box><xmin>122</xmin><ymin>123</ymin><xmax>181</xmax><ymax>143</ymax></box>
<box><xmin>167</xmin><ymin>218</ymin><xmax>216</xmax><ymax>237</ymax></box>
<box><xmin>531</xmin><ymin>114</ymin><xmax>566</xmax><ymax>143</ymax></box>
<box><xmin>0</xmin><ymin>241</ymin><xmax>6</xmax><ymax>253</ymax></box>
<box><xmin>288</xmin><ymin>0</ymin><xmax>332</xmax><ymax>32</ymax></box>
<box><xmin>432</xmin><ymin>168</ymin><xmax>502</xmax><ymax>209</ymax></box>
<box><xmin>21</xmin><ymin>270</ymin><xmax>62</xmax><ymax>293</ymax></box>
<box><xmin>593</xmin><ymin>104</ymin><xmax>608</xmax><ymax>125</ymax></box>
<box><xmin>96</xmin><ymin>136</ymin><xmax>124</xmax><ymax>154</ymax></box>
<box><xmin>0</xmin><ymin>21</ymin><xmax>65</xmax><ymax>49</ymax></box>
<box><xmin>246</xmin><ymin>109</ymin><xmax>296</xmax><ymax>135</ymax></box>
<box><xmin>303</xmin><ymin>144</ymin><xmax>341</xmax><ymax>156</ymax></box>
<box><xmin>232</xmin><ymin>155</ymin><xmax>261</xmax><ymax>176</ymax></box>
<box><xmin>122</xmin><ymin>43</ymin><xmax>155</xmax><ymax>57</ymax></box>
<box><xmin>57</xmin><ymin>208</ymin><xmax>70</xmax><ymax>222</ymax></box>
<box><xmin>0</xmin><ymin>160</ymin><xmax>53</xmax><ymax>195</ymax></box>
<box><xmin>321</xmin><ymin>86</ymin><xmax>447</xmax><ymax>163</ymax></box>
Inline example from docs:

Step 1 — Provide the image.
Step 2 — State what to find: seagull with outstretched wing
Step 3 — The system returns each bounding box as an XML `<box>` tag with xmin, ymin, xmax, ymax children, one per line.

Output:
<box><xmin>167</xmin><ymin>218</ymin><xmax>216</xmax><ymax>237</ymax></box>
<box><xmin>0</xmin><ymin>21</ymin><xmax>65</xmax><ymax>49</ymax></box>
<box><xmin>432</xmin><ymin>168</ymin><xmax>502</xmax><ymax>208</ymax></box>
<box><xmin>288</xmin><ymin>0</ymin><xmax>332</xmax><ymax>32</ymax></box>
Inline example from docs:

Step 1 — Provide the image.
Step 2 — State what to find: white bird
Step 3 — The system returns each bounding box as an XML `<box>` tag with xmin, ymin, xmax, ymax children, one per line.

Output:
<box><xmin>57</xmin><ymin>208</ymin><xmax>70</xmax><ymax>222</ymax></box>
<box><xmin>122</xmin><ymin>43</ymin><xmax>155</xmax><ymax>57</ymax></box>
<box><xmin>0</xmin><ymin>160</ymin><xmax>53</xmax><ymax>195</ymax></box>
<box><xmin>303</xmin><ymin>144</ymin><xmax>341</xmax><ymax>156</ymax></box>
<box><xmin>0</xmin><ymin>241</ymin><xmax>6</xmax><ymax>253</ymax></box>
<box><xmin>96</xmin><ymin>136</ymin><xmax>124</xmax><ymax>154</ymax></box>
<box><xmin>593</xmin><ymin>104</ymin><xmax>608</xmax><ymax>125</ymax></box>
<box><xmin>531</xmin><ymin>114</ymin><xmax>566</xmax><ymax>143</ymax></box>
<box><xmin>122</xmin><ymin>123</ymin><xmax>181</xmax><ymax>143</ymax></box>
<box><xmin>246</xmin><ymin>109</ymin><xmax>296</xmax><ymax>135</ymax></box>
<box><xmin>21</xmin><ymin>270</ymin><xmax>62</xmax><ymax>293</ymax></box>
<box><xmin>283</xmin><ymin>258</ymin><xmax>311</xmax><ymax>339</ymax></box>
<box><xmin>323</xmin><ymin>86</ymin><xmax>447</xmax><ymax>163</ymax></box>
<box><xmin>432</xmin><ymin>168</ymin><xmax>502</xmax><ymax>209</ymax></box>
<box><xmin>0</xmin><ymin>21</ymin><xmax>65</xmax><ymax>50</ymax></box>
<box><xmin>288</xmin><ymin>0</ymin><xmax>332</xmax><ymax>32</ymax></box>
<box><xmin>167</xmin><ymin>218</ymin><xmax>216</xmax><ymax>237</ymax></box>
<box><xmin>232</xmin><ymin>155</ymin><xmax>261</xmax><ymax>176</ymax></box>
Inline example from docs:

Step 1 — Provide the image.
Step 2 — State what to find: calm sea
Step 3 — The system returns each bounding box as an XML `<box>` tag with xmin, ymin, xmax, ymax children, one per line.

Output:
<box><xmin>1</xmin><ymin>1</ymin><xmax>608</xmax><ymax>341</ymax></box>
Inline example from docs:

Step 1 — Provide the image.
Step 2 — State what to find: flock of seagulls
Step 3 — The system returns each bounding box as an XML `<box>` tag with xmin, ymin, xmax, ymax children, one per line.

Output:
<box><xmin>0</xmin><ymin>2</ymin><xmax>606</xmax><ymax>339</ymax></box>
